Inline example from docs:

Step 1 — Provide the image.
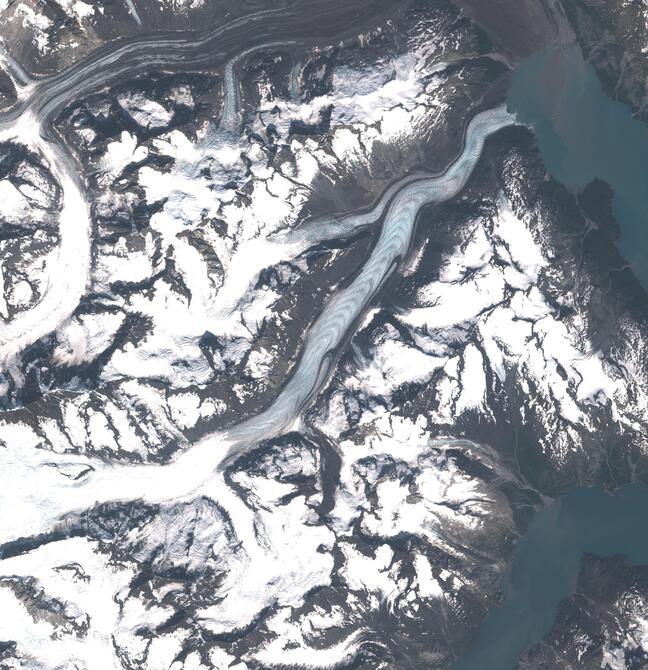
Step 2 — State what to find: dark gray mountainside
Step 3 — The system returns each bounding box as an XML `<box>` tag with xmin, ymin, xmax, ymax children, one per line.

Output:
<box><xmin>0</xmin><ymin>1</ymin><xmax>646</xmax><ymax>669</ymax></box>
<box><xmin>562</xmin><ymin>0</ymin><xmax>648</xmax><ymax>127</ymax></box>
<box><xmin>519</xmin><ymin>554</ymin><xmax>648</xmax><ymax>669</ymax></box>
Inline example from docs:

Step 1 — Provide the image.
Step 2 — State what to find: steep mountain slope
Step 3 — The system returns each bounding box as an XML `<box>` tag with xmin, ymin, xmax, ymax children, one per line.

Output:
<box><xmin>0</xmin><ymin>1</ymin><xmax>647</xmax><ymax>669</ymax></box>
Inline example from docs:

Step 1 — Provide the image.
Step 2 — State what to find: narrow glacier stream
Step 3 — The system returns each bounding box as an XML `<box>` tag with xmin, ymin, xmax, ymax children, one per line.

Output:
<box><xmin>3</xmin><ymin>8</ymin><xmax>648</xmax><ymax>665</ymax></box>
<box><xmin>0</xmin><ymin>123</ymin><xmax>91</xmax><ymax>376</ymax></box>
<box><xmin>0</xmin><ymin>14</ymin><xmax>520</xmax><ymax>647</ymax></box>
<box><xmin>221</xmin><ymin>106</ymin><xmax>516</xmax><ymax>463</ymax></box>
<box><xmin>0</xmin><ymin>0</ymin><xmax>400</xmax><ymax>378</ymax></box>
<box><xmin>0</xmin><ymin>105</ymin><xmax>515</xmax><ymax>551</ymax></box>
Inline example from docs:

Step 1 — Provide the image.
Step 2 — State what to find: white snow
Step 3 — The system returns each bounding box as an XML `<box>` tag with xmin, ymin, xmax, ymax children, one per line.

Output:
<box><xmin>0</xmin><ymin>537</ymin><xmax>136</xmax><ymax>669</ymax></box>
<box><xmin>0</xmin><ymin>113</ymin><xmax>92</xmax><ymax>383</ymax></box>
<box><xmin>103</xmin><ymin>131</ymin><xmax>148</xmax><ymax>178</ymax></box>
<box><xmin>250</xmin><ymin>607</ymin><xmax>361</xmax><ymax>669</ymax></box>
<box><xmin>455</xmin><ymin>343</ymin><xmax>486</xmax><ymax>414</ymax></box>
<box><xmin>53</xmin><ymin>311</ymin><xmax>125</xmax><ymax>366</ymax></box>
<box><xmin>14</xmin><ymin>4</ymin><xmax>52</xmax><ymax>52</ymax></box>
<box><xmin>345</xmin><ymin>324</ymin><xmax>445</xmax><ymax>399</ymax></box>
<box><xmin>340</xmin><ymin>542</ymin><xmax>398</xmax><ymax>604</ymax></box>
<box><xmin>168</xmin><ymin>392</ymin><xmax>202</xmax><ymax>429</ymax></box>
<box><xmin>0</xmin><ymin>179</ymin><xmax>30</xmax><ymax>222</ymax></box>
<box><xmin>413</xmin><ymin>553</ymin><xmax>444</xmax><ymax>599</ymax></box>
<box><xmin>56</xmin><ymin>0</ymin><xmax>95</xmax><ymax>21</ymax></box>
<box><xmin>118</xmin><ymin>93</ymin><xmax>173</xmax><ymax>130</ymax></box>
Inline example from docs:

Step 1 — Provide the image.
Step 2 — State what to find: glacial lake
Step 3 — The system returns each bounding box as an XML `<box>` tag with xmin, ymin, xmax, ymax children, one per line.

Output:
<box><xmin>454</xmin><ymin>484</ymin><xmax>648</xmax><ymax>670</ymax></box>
<box><xmin>455</xmin><ymin>43</ymin><xmax>648</xmax><ymax>669</ymax></box>
<box><xmin>506</xmin><ymin>44</ymin><xmax>648</xmax><ymax>288</ymax></box>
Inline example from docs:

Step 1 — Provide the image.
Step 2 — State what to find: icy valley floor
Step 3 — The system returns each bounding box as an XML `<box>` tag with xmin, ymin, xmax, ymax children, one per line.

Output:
<box><xmin>1</xmin><ymin>1</ymin><xmax>648</xmax><ymax>669</ymax></box>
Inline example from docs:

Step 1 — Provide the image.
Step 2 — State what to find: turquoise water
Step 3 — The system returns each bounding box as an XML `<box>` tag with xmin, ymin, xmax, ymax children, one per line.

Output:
<box><xmin>454</xmin><ymin>484</ymin><xmax>648</xmax><ymax>669</ymax></box>
<box><xmin>507</xmin><ymin>44</ymin><xmax>648</xmax><ymax>287</ymax></box>
<box><xmin>454</xmin><ymin>43</ymin><xmax>648</xmax><ymax>668</ymax></box>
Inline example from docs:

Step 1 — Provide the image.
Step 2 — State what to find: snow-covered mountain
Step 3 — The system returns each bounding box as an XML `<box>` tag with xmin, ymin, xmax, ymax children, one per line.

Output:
<box><xmin>1</xmin><ymin>0</ymin><xmax>648</xmax><ymax>668</ymax></box>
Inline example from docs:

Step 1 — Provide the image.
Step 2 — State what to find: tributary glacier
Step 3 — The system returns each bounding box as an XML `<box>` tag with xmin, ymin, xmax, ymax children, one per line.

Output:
<box><xmin>1</xmin><ymin>1</ymin><xmax>648</xmax><ymax>669</ymax></box>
